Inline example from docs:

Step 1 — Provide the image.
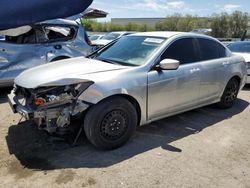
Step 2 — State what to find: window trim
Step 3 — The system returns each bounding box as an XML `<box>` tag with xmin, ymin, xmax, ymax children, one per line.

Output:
<box><xmin>195</xmin><ymin>37</ymin><xmax>228</xmax><ymax>62</ymax></box>
<box><xmin>152</xmin><ymin>36</ymin><xmax>200</xmax><ymax>69</ymax></box>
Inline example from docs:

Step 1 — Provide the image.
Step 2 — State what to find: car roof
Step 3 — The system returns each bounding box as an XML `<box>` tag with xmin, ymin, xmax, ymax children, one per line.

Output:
<box><xmin>110</xmin><ymin>31</ymin><xmax>134</xmax><ymax>35</ymax></box>
<box><xmin>130</xmin><ymin>31</ymin><xmax>183</xmax><ymax>38</ymax></box>
<box><xmin>130</xmin><ymin>31</ymin><xmax>221</xmax><ymax>42</ymax></box>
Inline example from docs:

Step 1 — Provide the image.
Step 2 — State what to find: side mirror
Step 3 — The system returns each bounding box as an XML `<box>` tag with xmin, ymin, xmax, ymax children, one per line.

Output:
<box><xmin>157</xmin><ymin>59</ymin><xmax>180</xmax><ymax>70</ymax></box>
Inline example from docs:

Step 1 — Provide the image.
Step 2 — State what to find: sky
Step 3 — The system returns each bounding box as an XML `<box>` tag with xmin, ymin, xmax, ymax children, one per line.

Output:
<box><xmin>91</xmin><ymin>0</ymin><xmax>250</xmax><ymax>21</ymax></box>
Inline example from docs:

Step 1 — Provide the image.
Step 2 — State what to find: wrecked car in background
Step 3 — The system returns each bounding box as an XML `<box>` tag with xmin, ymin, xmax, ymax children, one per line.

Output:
<box><xmin>0</xmin><ymin>19</ymin><xmax>93</xmax><ymax>87</ymax></box>
<box><xmin>89</xmin><ymin>34</ymin><xmax>104</xmax><ymax>42</ymax></box>
<box><xmin>0</xmin><ymin>0</ymin><xmax>94</xmax><ymax>87</ymax></box>
<box><xmin>8</xmin><ymin>32</ymin><xmax>247</xmax><ymax>150</ymax></box>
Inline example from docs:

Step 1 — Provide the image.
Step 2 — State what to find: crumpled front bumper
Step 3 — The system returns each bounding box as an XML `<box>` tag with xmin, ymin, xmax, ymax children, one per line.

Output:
<box><xmin>8</xmin><ymin>91</ymin><xmax>33</xmax><ymax>120</ymax></box>
<box><xmin>8</xmin><ymin>89</ymin><xmax>91</xmax><ymax>123</ymax></box>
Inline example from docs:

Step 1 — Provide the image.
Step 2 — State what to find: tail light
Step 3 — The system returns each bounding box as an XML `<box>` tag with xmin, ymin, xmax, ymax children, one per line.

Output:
<box><xmin>87</xmin><ymin>38</ymin><xmax>92</xmax><ymax>46</ymax></box>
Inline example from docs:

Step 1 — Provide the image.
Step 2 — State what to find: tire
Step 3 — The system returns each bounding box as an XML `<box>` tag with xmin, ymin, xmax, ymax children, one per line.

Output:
<box><xmin>84</xmin><ymin>96</ymin><xmax>138</xmax><ymax>150</ymax></box>
<box><xmin>217</xmin><ymin>78</ymin><xmax>240</xmax><ymax>109</ymax></box>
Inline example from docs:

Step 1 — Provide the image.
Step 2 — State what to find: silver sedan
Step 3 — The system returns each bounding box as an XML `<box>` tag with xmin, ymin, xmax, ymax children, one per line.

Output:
<box><xmin>8</xmin><ymin>32</ymin><xmax>247</xmax><ymax>150</ymax></box>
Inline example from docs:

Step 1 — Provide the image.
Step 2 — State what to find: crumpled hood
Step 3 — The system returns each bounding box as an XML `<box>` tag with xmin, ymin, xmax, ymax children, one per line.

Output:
<box><xmin>15</xmin><ymin>57</ymin><xmax>127</xmax><ymax>88</ymax></box>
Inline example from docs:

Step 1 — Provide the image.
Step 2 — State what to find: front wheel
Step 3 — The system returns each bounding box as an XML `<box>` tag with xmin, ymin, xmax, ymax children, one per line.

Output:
<box><xmin>217</xmin><ymin>78</ymin><xmax>240</xmax><ymax>109</ymax></box>
<box><xmin>84</xmin><ymin>97</ymin><xmax>138</xmax><ymax>150</ymax></box>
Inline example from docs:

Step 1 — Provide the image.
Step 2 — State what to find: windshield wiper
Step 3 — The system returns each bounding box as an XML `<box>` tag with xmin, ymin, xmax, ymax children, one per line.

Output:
<box><xmin>98</xmin><ymin>58</ymin><xmax>137</xmax><ymax>67</ymax></box>
<box><xmin>99</xmin><ymin>58</ymin><xmax>117</xmax><ymax>65</ymax></box>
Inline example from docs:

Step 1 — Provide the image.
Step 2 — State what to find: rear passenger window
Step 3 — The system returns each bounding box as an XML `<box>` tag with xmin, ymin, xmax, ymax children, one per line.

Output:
<box><xmin>45</xmin><ymin>26</ymin><xmax>76</xmax><ymax>43</ymax></box>
<box><xmin>218</xmin><ymin>43</ymin><xmax>227</xmax><ymax>57</ymax></box>
<box><xmin>161</xmin><ymin>38</ymin><xmax>198</xmax><ymax>64</ymax></box>
<box><xmin>197</xmin><ymin>38</ymin><xmax>226</xmax><ymax>61</ymax></box>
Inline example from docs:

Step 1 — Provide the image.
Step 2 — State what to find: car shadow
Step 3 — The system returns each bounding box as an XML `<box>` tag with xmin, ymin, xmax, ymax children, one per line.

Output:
<box><xmin>6</xmin><ymin>99</ymin><xmax>249</xmax><ymax>170</ymax></box>
<box><xmin>0</xmin><ymin>87</ymin><xmax>12</xmax><ymax>104</ymax></box>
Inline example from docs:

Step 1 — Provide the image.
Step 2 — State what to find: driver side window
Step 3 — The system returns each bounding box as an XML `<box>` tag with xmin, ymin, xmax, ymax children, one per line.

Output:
<box><xmin>161</xmin><ymin>38</ymin><xmax>199</xmax><ymax>65</ymax></box>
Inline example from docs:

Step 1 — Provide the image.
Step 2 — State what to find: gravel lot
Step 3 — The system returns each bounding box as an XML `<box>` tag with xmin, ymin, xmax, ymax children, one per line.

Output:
<box><xmin>0</xmin><ymin>86</ymin><xmax>250</xmax><ymax>188</ymax></box>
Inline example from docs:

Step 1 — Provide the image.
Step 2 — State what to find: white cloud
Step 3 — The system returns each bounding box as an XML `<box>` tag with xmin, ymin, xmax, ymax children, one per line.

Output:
<box><xmin>167</xmin><ymin>1</ymin><xmax>186</xmax><ymax>9</ymax></box>
<box><xmin>134</xmin><ymin>0</ymin><xmax>187</xmax><ymax>11</ymax></box>
<box><xmin>222</xmin><ymin>4</ymin><xmax>241</xmax><ymax>12</ymax></box>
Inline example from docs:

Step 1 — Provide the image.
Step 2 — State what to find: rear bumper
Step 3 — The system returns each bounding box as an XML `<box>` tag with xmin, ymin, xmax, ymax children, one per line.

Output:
<box><xmin>8</xmin><ymin>91</ymin><xmax>33</xmax><ymax>120</ymax></box>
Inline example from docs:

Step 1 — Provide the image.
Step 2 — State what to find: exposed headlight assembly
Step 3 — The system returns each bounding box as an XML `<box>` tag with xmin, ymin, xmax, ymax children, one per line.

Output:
<box><xmin>34</xmin><ymin>81</ymin><xmax>94</xmax><ymax>108</ymax></box>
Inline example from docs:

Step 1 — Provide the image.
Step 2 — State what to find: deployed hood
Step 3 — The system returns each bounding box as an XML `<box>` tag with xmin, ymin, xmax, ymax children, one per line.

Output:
<box><xmin>66</xmin><ymin>8</ymin><xmax>109</xmax><ymax>21</ymax></box>
<box><xmin>15</xmin><ymin>57</ymin><xmax>127</xmax><ymax>88</ymax></box>
<box><xmin>0</xmin><ymin>0</ymin><xmax>93</xmax><ymax>30</ymax></box>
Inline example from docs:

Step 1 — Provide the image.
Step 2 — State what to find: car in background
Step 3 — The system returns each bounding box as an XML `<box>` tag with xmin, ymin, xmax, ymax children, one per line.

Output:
<box><xmin>89</xmin><ymin>34</ymin><xmax>104</xmax><ymax>42</ymax></box>
<box><xmin>0</xmin><ymin>18</ymin><xmax>93</xmax><ymax>87</ymax></box>
<box><xmin>191</xmin><ymin>28</ymin><xmax>212</xmax><ymax>35</ymax></box>
<box><xmin>227</xmin><ymin>41</ymin><xmax>250</xmax><ymax>84</ymax></box>
<box><xmin>8</xmin><ymin>32</ymin><xmax>247</xmax><ymax>150</ymax></box>
<box><xmin>0</xmin><ymin>35</ymin><xmax>4</xmax><ymax>40</ymax></box>
<box><xmin>92</xmin><ymin>31</ymin><xmax>134</xmax><ymax>49</ymax></box>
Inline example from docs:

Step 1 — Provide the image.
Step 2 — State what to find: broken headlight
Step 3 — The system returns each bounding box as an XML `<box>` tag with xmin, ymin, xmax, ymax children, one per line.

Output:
<box><xmin>33</xmin><ymin>81</ymin><xmax>94</xmax><ymax>107</ymax></box>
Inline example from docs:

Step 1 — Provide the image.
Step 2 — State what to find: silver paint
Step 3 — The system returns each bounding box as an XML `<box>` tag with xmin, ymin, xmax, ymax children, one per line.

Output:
<box><xmin>10</xmin><ymin>32</ymin><xmax>247</xmax><ymax>127</ymax></box>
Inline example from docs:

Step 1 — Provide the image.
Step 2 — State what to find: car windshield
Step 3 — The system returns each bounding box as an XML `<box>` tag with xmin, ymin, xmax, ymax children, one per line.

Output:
<box><xmin>93</xmin><ymin>36</ymin><xmax>166</xmax><ymax>66</ymax></box>
<box><xmin>90</xmin><ymin>35</ymin><xmax>101</xmax><ymax>41</ymax></box>
<box><xmin>227</xmin><ymin>42</ymin><xmax>250</xmax><ymax>53</ymax></box>
<box><xmin>102</xmin><ymin>33</ymin><xmax>121</xmax><ymax>40</ymax></box>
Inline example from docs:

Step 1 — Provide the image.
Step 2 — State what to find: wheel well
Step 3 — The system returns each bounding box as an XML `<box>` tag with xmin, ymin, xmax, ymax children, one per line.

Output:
<box><xmin>51</xmin><ymin>56</ymin><xmax>70</xmax><ymax>62</ymax></box>
<box><xmin>98</xmin><ymin>94</ymin><xmax>142</xmax><ymax>126</ymax></box>
<box><xmin>230</xmin><ymin>75</ymin><xmax>241</xmax><ymax>85</ymax></box>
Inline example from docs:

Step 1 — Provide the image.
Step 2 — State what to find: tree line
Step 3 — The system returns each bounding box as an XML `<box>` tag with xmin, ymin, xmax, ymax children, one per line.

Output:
<box><xmin>81</xmin><ymin>11</ymin><xmax>250</xmax><ymax>38</ymax></box>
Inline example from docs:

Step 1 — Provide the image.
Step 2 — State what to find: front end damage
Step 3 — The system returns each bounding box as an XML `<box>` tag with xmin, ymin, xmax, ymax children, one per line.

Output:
<box><xmin>8</xmin><ymin>82</ymin><xmax>93</xmax><ymax>134</ymax></box>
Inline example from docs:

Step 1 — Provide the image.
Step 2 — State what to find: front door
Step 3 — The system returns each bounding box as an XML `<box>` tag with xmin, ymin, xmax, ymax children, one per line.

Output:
<box><xmin>147</xmin><ymin>37</ymin><xmax>201</xmax><ymax>121</ymax></box>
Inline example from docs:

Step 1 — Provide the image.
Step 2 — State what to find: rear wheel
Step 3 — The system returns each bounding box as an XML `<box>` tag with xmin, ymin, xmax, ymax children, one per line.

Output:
<box><xmin>217</xmin><ymin>78</ymin><xmax>240</xmax><ymax>109</ymax></box>
<box><xmin>84</xmin><ymin>97</ymin><xmax>137</xmax><ymax>150</ymax></box>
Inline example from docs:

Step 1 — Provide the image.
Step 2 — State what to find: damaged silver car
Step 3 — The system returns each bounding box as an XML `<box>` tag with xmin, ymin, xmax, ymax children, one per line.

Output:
<box><xmin>0</xmin><ymin>19</ymin><xmax>92</xmax><ymax>87</ymax></box>
<box><xmin>8</xmin><ymin>32</ymin><xmax>247</xmax><ymax>150</ymax></box>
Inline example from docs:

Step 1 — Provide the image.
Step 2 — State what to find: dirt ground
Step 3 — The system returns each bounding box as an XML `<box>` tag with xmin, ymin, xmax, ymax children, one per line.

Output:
<box><xmin>0</xmin><ymin>86</ymin><xmax>250</xmax><ymax>188</ymax></box>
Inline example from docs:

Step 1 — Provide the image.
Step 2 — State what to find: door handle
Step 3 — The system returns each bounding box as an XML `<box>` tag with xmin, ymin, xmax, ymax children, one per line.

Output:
<box><xmin>190</xmin><ymin>68</ymin><xmax>200</xmax><ymax>73</ymax></box>
<box><xmin>222</xmin><ymin>61</ymin><xmax>230</xmax><ymax>66</ymax></box>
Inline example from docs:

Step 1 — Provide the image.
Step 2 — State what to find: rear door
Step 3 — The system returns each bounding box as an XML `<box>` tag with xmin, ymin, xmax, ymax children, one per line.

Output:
<box><xmin>0</xmin><ymin>28</ymin><xmax>48</xmax><ymax>84</ymax></box>
<box><xmin>147</xmin><ymin>37</ymin><xmax>201</xmax><ymax>121</ymax></box>
<box><xmin>196</xmin><ymin>38</ymin><xmax>229</xmax><ymax>103</ymax></box>
<box><xmin>0</xmin><ymin>42</ymin><xmax>45</xmax><ymax>84</ymax></box>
